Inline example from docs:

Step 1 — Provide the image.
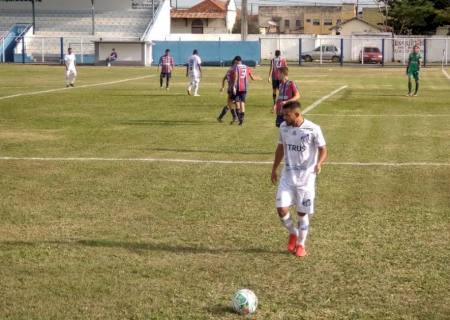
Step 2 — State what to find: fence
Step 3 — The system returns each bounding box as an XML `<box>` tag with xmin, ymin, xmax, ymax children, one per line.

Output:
<box><xmin>260</xmin><ymin>36</ymin><xmax>450</xmax><ymax>66</ymax></box>
<box><xmin>2</xmin><ymin>34</ymin><xmax>449</xmax><ymax>67</ymax></box>
<box><xmin>152</xmin><ymin>40</ymin><xmax>261</xmax><ymax>66</ymax></box>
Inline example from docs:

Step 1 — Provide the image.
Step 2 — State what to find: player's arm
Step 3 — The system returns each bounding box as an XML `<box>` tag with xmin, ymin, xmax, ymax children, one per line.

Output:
<box><xmin>315</xmin><ymin>145</ymin><xmax>328</xmax><ymax>174</ymax></box>
<box><xmin>271</xmin><ymin>143</ymin><xmax>284</xmax><ymax>184</ymax></box>
<box><xmin>221</xmin><ymin>75</ymin><xmax>227</xmax><ymax>92</ymax></box>
<box><xmin>268</xmin><ymin>60</ymin><xmax>273</xmax><ymax>83</ymax></box>
<box><xmin>186</xmin><ymin>63</ymin><xmax>189</xmax><ymax>77</ymax></box>
<box><xmin>249</xmin><ymin>70</ymin><xmax>261</xmax><ymax>81</ymax></box>
<box><xmin>198</xmin><ymin>64</ymin><xmax>202</xmax><ymax>76</ymax></box>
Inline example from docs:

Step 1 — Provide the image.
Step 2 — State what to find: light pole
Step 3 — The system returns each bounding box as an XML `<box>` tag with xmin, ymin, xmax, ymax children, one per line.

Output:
<box><xmin>91</xmin><ymin>0</ymin><xmax>95</xmax><ymax>35</ymax></box>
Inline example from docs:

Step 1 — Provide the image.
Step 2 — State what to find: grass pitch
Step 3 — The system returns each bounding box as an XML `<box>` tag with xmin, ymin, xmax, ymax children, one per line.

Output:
<box><xmin>0</xmin><ymin>64</ymin><xmax>449</xmax><ymax>319</ymax></box>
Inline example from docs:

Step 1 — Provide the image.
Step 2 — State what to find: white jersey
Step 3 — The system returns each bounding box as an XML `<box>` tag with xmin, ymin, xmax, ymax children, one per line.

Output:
<box><xmin>187</xmin><ymin>54</ymin><xmax>201</xmax><ymax>78</ymax></box>
<box><xmin>278</xmin><ymin>119</ymin><xmax>326</xmax><ymax>187</ymax></box>
<box><xmin>64</xmin><ymin>53</ymin><xmax>76</xmax><ymax>70</ymax></box>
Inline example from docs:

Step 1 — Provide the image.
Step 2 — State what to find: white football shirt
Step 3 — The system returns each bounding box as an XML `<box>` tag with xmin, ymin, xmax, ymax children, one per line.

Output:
<box><xmin>187</xmin><ymin>54</ymin><xmax>201</xmax><ymax>78</ymax></box>
<box><xmin>64</xmin><ymin>53</ymin><xmax>76</xmax><ymax>70</ymax></box>
<box><xmin>278</xmin><ymin>119</ymin><xmax>326</xmax><ymax>186</ymax></box>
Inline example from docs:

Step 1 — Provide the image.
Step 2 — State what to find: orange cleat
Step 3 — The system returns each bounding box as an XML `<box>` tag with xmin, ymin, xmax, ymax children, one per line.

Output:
<box><xmin>287</xmin><ymin>234</ymin><xmax>298</xmax><ymax>253</ymax></box>
<box><xmin>295</xmin><ymin>244</ymin><xmax>307</xmax><ymax>257</ymax></box>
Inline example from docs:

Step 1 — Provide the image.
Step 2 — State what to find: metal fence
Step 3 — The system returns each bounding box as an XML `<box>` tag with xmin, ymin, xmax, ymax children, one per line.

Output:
<box><xmin>260</xmin><ymin>36</ymin><xmax>450</xmax><ymax>66</ymax></box>
<box><xmin>2</xmin><ymin>34</ymin><xmax>450</xmax><ymax>67</ymax></box>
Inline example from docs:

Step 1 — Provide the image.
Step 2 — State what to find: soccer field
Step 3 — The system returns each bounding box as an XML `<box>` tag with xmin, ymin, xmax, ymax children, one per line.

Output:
<box><xmin>0</xmin><ymin>64</ymin><xmax>449</xmax><ymax>319</ymax></box>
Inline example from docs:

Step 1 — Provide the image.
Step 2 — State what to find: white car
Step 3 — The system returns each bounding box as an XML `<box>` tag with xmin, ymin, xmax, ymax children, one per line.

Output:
<box><xmin>301</xmin><ymin>45</ymin><xmax>341</xmax><ymax>62</ymax></box>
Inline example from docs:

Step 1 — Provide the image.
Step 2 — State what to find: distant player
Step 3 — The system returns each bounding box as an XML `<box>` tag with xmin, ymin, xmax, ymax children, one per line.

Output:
<box><xmin>186</xmin><ymin>49</ymin><xmax>202</xmax><ymax>96</ymax></box>
<box><xmin>106</xmin><ymin>48</ymin><xmax>118</xmax><ymax>67</ymax></box>
<box><xmin>406</xmin><ymin>45</ymin><xmax>422</xmax><ymax>97</ymax></box>
<box><xmin>158</xmin><ymin>49</ymin><xmax>174</xmax><ymax>90</ymax></box>
<box><xmin>64</xmin><ymin>47</ymin><xmax>77</xmax><ymax>87</ymax></box>
<box><xmin>232</xmin><ymin>56</ymin><xmax>260</xmax><ymax>125</ymax></box>
<box><xmin>273</xmin><ymin>66</ymin><xmax>300</xmax><ymax>127</ymax></box>
<box><xmin>217</xmin><ymin>58</ymin><xmax>238</xmax><ymax>123</ymax></box>
<box><xmin>268</xmin><ymin>50</ymin><xmax>287</xmax><ymax>107</ymax></box>
<box><xmin>271</xmin><ymin>101</ymin><xmax>328</xmax><ymax>257</ymax></box>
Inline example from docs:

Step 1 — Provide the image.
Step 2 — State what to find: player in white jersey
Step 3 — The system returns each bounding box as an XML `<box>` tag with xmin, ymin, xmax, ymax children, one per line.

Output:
<box><xmin>64</xmin><ymin>47</ymin><xmax>77</xmax><ymax>87</ymax></box>
<box><xmin>271</xmin><ymin>101</ymin><xmax>327</xmax><ymax>257</ymax></box>
<box><xmin>186</xmin><ymin>49</ymin><xmax>202</xmax><ymax>96</ymax></box>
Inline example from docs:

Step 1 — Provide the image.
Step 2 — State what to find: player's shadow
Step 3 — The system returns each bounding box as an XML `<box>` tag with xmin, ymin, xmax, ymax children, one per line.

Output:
<box><xmin>207</xmin><ymin>304</ymin><xmax>236</xmax><ymax>317</ymax></box>
<box><xmin>119</xmin><ymin>119</ymin><xmax>212</xmax><ymax>126</ymax></box>
<box><xmin>1</xmin><ymin>239</ymin><xmax>283</xmax><ymax>255</ymax></box>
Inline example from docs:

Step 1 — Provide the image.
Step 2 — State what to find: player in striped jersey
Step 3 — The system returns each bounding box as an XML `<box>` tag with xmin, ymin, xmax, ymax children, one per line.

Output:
<box><xmin>273</xmin><ymin>67</ymin><xmax>300</xmax><ymax>127</ymax></box>
<box><xmin>232</xmin><ymin>56</ymin><xmax>260</xmax><ymax>125</ymax></box>
<box><xmin>158</xmin><ymin>49</ymin><xmax>175</xmax><ymax>90</ymax></box>
<box><xmin>268</xmin><ymin>50</ymin><xmax>287</xmax><ymax>106</ymax></box>
<box><xmin>217</xmin><ymin>58</ymin><xmax>238</xmax><ymax>123</ymax></box>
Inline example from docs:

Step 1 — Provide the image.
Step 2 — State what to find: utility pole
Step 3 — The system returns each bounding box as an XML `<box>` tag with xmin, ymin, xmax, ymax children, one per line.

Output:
<box><xmin>31</xmin><ymin>0</ymin><xmax>36</xmax><ymax>34</ymax></box>
<box><xmin>241</xmin><ymin>0</ymin><xmax>248</xmax><ymax>40</ymax></box>
<box><xmin>91</xmin><ymin>0</ymin><xmax>95</xmax><ymax>35</ymax></box>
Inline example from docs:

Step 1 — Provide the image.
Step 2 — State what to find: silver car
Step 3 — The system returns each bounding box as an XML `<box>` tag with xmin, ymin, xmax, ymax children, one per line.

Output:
<box><xmin>301</xmin><ymin>45</ymin><xmax>341</xmax><ymax>62</ymax></box>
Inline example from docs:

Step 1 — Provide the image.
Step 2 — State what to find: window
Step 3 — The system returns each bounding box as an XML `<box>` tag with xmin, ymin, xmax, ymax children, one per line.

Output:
<box><xmin>336</xmin><ymin>19</ymin><xmax>342</xmax><ymax>25</ymax></box>
<box><xmin>284</xmin><ymin>20</ymin><xmax>290</xmax><ymax>28</ymax></box>
<box><xmin>306</xmin><ymin>19</ymin><xmax>311</xmax><ymax>23</ymax></box>
<box><xmin>296</xmin><ymin>19</ymin><xmax>303</xmax><ymax>28</ymax></box>
<box><xmin>324</xmin><ymin>19</ymin><xmax>333</xmax><ymax>26</ymax></box>
<box><xmin>313</xmin><ymin>19</ymin><xmax>320</xmax><ymax>26</ymax></box>
<box><xmin>191</xmin><ymin>19</ymin><xmax>204</xmax><ymax>34</ymax></box>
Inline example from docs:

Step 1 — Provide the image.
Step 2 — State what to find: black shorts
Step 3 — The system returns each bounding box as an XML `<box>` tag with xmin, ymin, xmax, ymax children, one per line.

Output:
<box><xmin>275</xmin><ymin>115</ymin><xmax>284</xmax><ymax>127</ymax></box>
<box><xmin>160</xmin><ymin>72</ymin><xmax>171</xmax><ymax>78</ymax></box>
<box><xmin>235</xmin><ymin>91</ymin><xmax>247</xmax><ymax>103</ymax></box>
<box><xmin>272</xmin><ymin>79</ymin><xmax>280</xmax><ymax>90</ymax></box>
<box><xmin>227</xmin><ymin>90</ymin><xmax>236</xmax><ymax>101</ymax></box>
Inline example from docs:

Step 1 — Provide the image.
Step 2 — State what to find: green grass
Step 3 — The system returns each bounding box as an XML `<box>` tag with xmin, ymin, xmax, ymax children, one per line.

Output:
<box><xmin>0</xmin><ymin>64</ymin><xmax>449</xmax><ymax>319</ymax></box>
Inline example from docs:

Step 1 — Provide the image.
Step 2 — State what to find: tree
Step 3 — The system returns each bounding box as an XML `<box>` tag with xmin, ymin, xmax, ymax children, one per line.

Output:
<box><xmin>387</xmin><ymin>0</ymin><xmax>450</xmax><ymax>34</ymax></box>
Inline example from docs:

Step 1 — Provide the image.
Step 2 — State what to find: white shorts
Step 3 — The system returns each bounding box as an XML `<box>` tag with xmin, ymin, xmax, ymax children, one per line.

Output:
<box><xmin>189</xmin><ymin>75</ymin><xmax>200</xmax><ymax>83</ymax></box>
<box><xmin>275</xmin><ymin>176</ymin><xmax>316</xmax><ymax>214</ymax></box>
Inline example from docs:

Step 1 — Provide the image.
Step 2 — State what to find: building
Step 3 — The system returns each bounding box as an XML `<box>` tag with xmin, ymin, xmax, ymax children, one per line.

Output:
<box><xmin>171</xmin><ymin>0</ymin><xmax>237</xmax><ymax>34</ymax></box>
<box><xmin>330</xmin><ymin>17</ymin><xmax>385</xmax><ymax>36</ymax></box>
<box><xmin>258</xmin><ymin>4</ymin><xmax>356</xmax><ymax>35</ymax></box>
<box><xmin>361</xmin><ymin>7</ymin><xmax>386</xmax><ymax>28</ymax></box>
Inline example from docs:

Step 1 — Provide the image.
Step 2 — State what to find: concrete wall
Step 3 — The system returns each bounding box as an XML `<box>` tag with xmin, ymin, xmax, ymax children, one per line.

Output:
<box><xmin>0</xmin><ymin>0</ymin><xmax>142</xmax><ymax>11</ymax></box>
<box><xmin>258</xmin><ymin>5</ymin><xmax>356</xmax><ymax>35</ymax></box>
<box><xmin>171</xmin><ymin>18</ymin><xmax>227</xmax><ymax>34</ymax></box>
<box><xmin>143</xmin><ymin>0</ymin><xmax>171</xmax><ymax>41</ymax></box>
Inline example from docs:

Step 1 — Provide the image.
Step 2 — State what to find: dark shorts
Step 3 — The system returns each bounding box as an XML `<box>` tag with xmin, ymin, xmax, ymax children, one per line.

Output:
<box><xmin>272</xmin><ymin>79</ymin><xmax>280</xmax><ymax>90</ymax></box>
<box><xmin>235</xmin><ymin>91</ymin><xmax>247</xmax><ymax>103</ymax></box>
<box><xmin>227</xmin><ymin>89</ymin><xmax>236</xmax><ymax>101</ymax></box>
<box><xmin>407</xmin><ymin>70</ymin><xmax>420</xmax><ymax>81</ymax></box>
<box><xmin>275</xmin><ymin>115</ymin><xmax>284</xmax><ymax>127</ymax></box>
<box><xmin>160</xmin><ymin>72</ymin><xmax>172</xmax><ymax>78</ymax></box>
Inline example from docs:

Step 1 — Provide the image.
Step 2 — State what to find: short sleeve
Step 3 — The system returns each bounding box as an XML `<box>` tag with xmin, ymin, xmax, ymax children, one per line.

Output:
<box><xmin>278</xmin><ymin>128</ymin><xmax>284</xmax><ymax>145</ymax></box>
<box><xmin>315</xmin><ymin>126</ymin><xmax>326</xmax><ymax>147</ymax></box>
<box><xmin>64</xmin><ymin>55</ymin><xmax>68</xmax><ymax>62</ymax></box>
<box><xmin>197</xmin><ymin>56</ymin><xmax>202</xmax><ymax>65</ymax></box>
<box><xmin>291</xmin><ymin>81</ymin><xmax>299</xmax><ymax>95</ymax></box>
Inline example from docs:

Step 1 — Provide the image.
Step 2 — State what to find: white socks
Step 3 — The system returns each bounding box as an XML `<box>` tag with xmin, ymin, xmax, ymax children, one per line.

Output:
<box><xmin>298</xmin><ymin>214</ymin><xmax>309</xmax><ymax>246</ymax></box>
<box><xmin>280</xmin><ymin>213</ymin><xmax>298</xmax><ymax>236</ymax></box>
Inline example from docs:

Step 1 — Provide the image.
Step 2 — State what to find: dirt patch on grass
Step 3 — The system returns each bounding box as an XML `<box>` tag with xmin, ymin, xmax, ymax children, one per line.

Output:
<box><xmin>0</xmin><ymin>129</ymin><xmax>62</xmax><ymax>142</ymax></box>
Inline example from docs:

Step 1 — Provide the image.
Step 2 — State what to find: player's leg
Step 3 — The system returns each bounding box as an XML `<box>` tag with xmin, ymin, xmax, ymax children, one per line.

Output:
<box><xmin>187</xmin><ymin>76</ymin><xmax>193</xmax><ymax>95</ymax></box>
<box><xmin>166</xmin><ymin>73</ymin><xmax>171</xmax><ymax>89</ymax></box>
<box><xmin>413</xmin><ymin>72</ymin><xmax>419</xmax><ymax>96</ymax></box>
<box><xmin>275</xmin><ymin>114</ymin><xmax>284</xmax><ymax>127</ymax></box>
<box><xmin>217</xmin><ymin>96</ymin><xmax>230</xmax><ymax>122</ymax></box>
<box><xmin>65</xmin><ymin>70</ymin><xmax>70</xmax><ymax>87</ymax></box>
<box><xmin>276</xmin><ymin>182</ymin><xmax>298</xmax><ymax>253</ymax></box>
<box><xmin>69</xmin><ymin>70</ymin><xmax>76</xmax><ymax>86</ymax></box>
<box><xmin>238</xmin><ymin>94</ymin><xmax>246</xmax><ymax>125</ymax></box>
<box><xmin>272</xmin><ymin>80</ymin><xmax>279</xmax><ymax>105</ymax></box>
<box><xmin>407</xmin><ymin>74</ymin><xmax>413</xmax><ymax>96</ymax></box>
<box><xmin>193</xmin><ymin>78</ymin><xmax>200</xmax><ymax>96</ymax></box>
<box><xmin>160</xmin><ymin>73</ymin><xmax>164</xmax><ymax>88</ymax></box>
<box><xmin>294</xmin><ymin>188</ymin><xmax>315</xmax><ymax>257</ymax></box>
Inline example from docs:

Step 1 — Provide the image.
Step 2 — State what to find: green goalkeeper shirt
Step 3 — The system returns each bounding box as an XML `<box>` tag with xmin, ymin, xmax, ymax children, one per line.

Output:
<box><xmin>407</xmin><ymin>53</ymin><xmax>422</xmax><ymax>73</ymax></box>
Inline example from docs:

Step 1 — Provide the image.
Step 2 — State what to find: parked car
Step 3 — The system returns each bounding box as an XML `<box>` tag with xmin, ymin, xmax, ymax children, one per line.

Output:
<box><xmin>301</xmin><ymin>45</ymin><xmax>341</xmax><ymax>62</ymax></box>
<box><xmin>359</xmin><ymin>47</ymin><xmax>383</xmax><ymax>64</ymax></box>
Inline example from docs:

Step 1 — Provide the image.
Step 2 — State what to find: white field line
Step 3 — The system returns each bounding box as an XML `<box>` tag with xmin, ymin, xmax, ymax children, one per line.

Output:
<box><xmin>0</xmin><ymin>75</ymin><xmax>155</xmax><ymax>101</ymax></box>
<box><xmin>442</xmin><ymin>68</ymin><xmax>450</xmax><ymax>80</ymax></box>
<box><xmin>307</xmin><ymin>114</ymin><xmax>450</xmax><ymax>117</ymax></box>
<box><xmin>303</xmin><ymin>85</ymin><xmax>348</xmax><ymax>114</ymax></box>
<box><xmin>0</xmin><ymin>156</ymin><xmax>449</xmax><ymax>167</ymax></box>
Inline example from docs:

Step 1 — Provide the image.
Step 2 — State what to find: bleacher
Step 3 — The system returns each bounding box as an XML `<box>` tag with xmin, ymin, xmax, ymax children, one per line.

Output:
<box><xmin>0</xmin><ymin>8</ymin><xmax>155</xmax><ymax>63</ymax></box>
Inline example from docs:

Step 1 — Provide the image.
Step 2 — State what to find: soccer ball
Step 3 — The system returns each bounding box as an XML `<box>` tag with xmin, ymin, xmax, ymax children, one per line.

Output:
<box><xmin>232</xmin><ymin>289</ymin><xmax>258</xmax><ymax>315</ymax></box>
